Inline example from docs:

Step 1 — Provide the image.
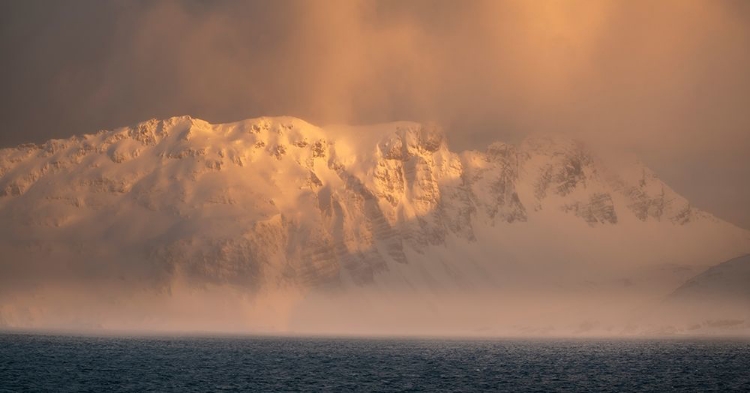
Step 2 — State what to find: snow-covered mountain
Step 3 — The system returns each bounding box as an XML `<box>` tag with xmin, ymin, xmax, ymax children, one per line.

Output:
<box><xmin>1</xmin><ymin>116</ymin><xmax>748</xmax><ymax>334</ymax></box>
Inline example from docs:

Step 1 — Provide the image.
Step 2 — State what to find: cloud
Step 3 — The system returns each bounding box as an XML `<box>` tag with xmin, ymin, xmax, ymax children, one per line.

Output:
<box><xmin>1</xmin><ymin>0</ymin><xmax>749</xmax><ymax>227</ymax></box>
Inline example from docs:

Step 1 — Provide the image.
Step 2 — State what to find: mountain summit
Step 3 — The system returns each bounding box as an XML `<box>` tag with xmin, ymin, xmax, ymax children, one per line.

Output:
<box><xmin>1</xmin><ymin>116</ymin><xmax>748</xmax><ymax>334</ymax></box>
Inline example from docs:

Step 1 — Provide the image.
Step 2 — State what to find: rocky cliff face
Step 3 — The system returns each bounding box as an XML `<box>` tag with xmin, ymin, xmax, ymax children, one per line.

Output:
<box><xmin>1</xmin><ymin>116</ymin><xmax>748</xmax><ymax>316</ymax></box>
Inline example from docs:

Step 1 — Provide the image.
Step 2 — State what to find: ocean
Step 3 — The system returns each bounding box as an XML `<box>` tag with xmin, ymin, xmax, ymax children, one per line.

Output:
<box><xmin>1</xmin><ymin>333</ymin><xmax>748</xmax><ymax>392</ymax></box>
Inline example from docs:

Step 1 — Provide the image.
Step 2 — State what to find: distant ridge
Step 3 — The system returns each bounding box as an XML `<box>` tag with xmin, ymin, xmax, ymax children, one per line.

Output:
<box><xmin>669</xmin><ymin>254</ymin><xmax>750</xmax><ymax>302</ymax></box>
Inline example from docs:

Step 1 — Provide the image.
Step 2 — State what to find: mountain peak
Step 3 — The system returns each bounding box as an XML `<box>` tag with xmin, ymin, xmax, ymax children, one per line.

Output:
<box><xmin>1</xmin><ymin>116</ymin><xmax>749</xmax><ymax>331</ymax></box>
<box><xmin>2</xmin><ymin>115</ymin><xmax>750</xmax><ymax>331</ymax></box>
<box><xmin>0</xmin><ymin>116</ymin><xmax>738</xmax><ymax>231</ymax></box>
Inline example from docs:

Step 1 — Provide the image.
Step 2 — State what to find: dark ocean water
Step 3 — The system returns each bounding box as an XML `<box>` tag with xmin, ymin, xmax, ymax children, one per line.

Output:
<box><xmin>0</xmin><ymin>334</ymin><xmax>749</xmax><ymax>392</ymax></box>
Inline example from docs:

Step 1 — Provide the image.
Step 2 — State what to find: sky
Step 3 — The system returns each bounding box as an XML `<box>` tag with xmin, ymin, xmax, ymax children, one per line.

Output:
<box><xmin>1</xmin><ymin>0</ymin><xmax>749</xmax><ymax>229</ymax></box>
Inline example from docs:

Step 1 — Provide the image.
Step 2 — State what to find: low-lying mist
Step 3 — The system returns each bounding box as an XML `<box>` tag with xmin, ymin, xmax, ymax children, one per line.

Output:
<box><xmin>2</xmin><ymin>269</ymin><xmax>748</xmax><ymax>338</ymax></box>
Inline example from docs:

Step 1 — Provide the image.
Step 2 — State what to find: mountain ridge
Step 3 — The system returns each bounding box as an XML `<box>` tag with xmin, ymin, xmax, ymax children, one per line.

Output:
<box><xmin>1</xmin><ymin>115</ymin><xmax>748</xmax><ymax>333</ymax></box>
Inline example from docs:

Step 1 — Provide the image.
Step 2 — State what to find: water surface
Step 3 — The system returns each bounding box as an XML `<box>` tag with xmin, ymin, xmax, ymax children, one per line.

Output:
<box><xmin>1</xmin><ymin>334</ymin><xmax>748</xmax><ymax>392</ymax></box>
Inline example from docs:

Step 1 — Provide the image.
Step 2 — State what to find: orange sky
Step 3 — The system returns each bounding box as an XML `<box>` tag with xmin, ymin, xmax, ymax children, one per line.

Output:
<box><xmin>1</xmin><ymin>0</ymin><xmax>749</xmax><ymax>228</ymax></box>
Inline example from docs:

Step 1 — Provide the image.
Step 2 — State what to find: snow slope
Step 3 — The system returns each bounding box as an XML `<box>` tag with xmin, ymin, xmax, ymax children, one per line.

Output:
<box><xmin>1</xmin><ymin>116</ymin><xmax>748</xmax><ymax>333</ymax></box>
